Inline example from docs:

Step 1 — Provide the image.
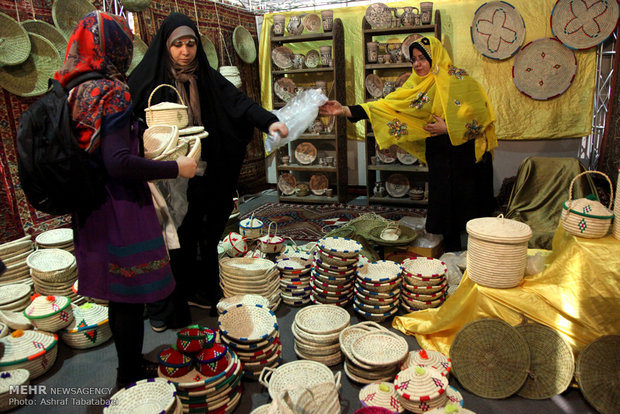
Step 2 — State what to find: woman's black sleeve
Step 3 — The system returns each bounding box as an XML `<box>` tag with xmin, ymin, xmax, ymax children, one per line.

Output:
<box><xmin>348</xmin><ymin>105</ymin><xmax>369</xmax><ymax>123</ymax></box>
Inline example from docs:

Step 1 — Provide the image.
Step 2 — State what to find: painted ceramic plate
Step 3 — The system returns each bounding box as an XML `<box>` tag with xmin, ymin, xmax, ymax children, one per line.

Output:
<box><xmin>396</xmin><ymin>146</ymin><xmax>417</xmax><ymax>165</ymax></box>
<box><xmin>401</xmin><ymin>34</ymin><xmax>424</xmax><ymax>61</ymax></box>
<box><xmin>396</xmin><ymin>72</ymin><xmax>411</xmax><ymax>88</ymax></box>
<box><xmin>271</xmin><ymin>46</ymin><xmax>294</xmax><ymax>69</ymax></box>
<box><xmin>294</xmin><ymin>142</ymin><xmax>318</xmax><ymax>165</ymax></box>
<box><xmin>305</xmin><ymin>49</ymin><xmax>320</xmax><ymax>68</ymax></box>
<box><xmin>303</xmin><ymin>14</ymin><xmax>322</xmax><ymax>33</ymax></box>
<box><xmin>274</xmin><ymin>77</ymin><xmax>296</xmax><ymax>102</ymax></box>
<box><xmin>386</xmin><ymin>174</ymin><xmax>410</xmax><ymax>198</ymax></box>
<box><xmin>365</xmin><ymin>74</ymin><xmax>384</xmax><ymax>99</ymax></box>
<box><xmin>375</xmin><ymin>144</ymin><xmax>397</xmax><ymax>164</ymax></box>
<box><xmin>278</xmin><ymin>173</ymin><xmax>297</xmax><ymax>196</ymax></box>
<box><xmin>365</xmin><ymin>3</ymin><xmax>393</xmax><ymax>28</ymax></box>
<box><xmin>309</xmin><ymin>174</ymin><xmax>329</xmax><ymax>195</ymax></box>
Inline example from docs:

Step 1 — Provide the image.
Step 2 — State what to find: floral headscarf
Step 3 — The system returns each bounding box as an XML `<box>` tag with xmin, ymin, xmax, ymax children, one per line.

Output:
<box><xmin>360</xmin><ymin>36</ymin><xmax>497</xmax><ymax>163</ymax></box>
<box><xmin>54</xmin><ymin>11</ymin><xmax>133</xmax><ymax>153</ymax></box>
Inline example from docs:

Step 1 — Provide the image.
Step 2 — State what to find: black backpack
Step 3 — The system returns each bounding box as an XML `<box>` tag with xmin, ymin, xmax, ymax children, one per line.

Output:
<box><xmin>16</xmin><ymin>73</ymin><xmax>108</xmax><ymax>216</ymax></box>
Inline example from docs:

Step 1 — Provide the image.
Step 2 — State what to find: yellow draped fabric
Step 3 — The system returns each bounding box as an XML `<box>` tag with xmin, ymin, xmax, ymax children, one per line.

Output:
<box><xmin>359</xmin><ymin>36</ymin><xmax>497</xmax><ymax>164</ymax></box>
<box><xmin>258</xmin><ymin>0</ymin><xmax>596</xmax><ymax>143</ymax></box>
<box><xmin>392</xmin><ymin>227</ymin><xmax>620</xmax><ymax>356</ymax></box>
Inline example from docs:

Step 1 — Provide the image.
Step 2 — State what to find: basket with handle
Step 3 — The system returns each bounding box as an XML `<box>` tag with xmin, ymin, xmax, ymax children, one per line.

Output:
<box><xmin>561</xmin><ymin>170</ymin><xmax>614</xmax><ymax>239</ymax></box>
<box><xmin>239</xmin><ymin>212</ymin><xmax>264</xmax><ymax>240</ymax></box>
<box><xmin>144</xmin><ymin>84</ymin><xmax>189</xmax><ymax>128</ymax></box>
<box><xmin>258</xmin><ymin>222</ymin><xmax>285</xmax><ymax>254</ymax></box>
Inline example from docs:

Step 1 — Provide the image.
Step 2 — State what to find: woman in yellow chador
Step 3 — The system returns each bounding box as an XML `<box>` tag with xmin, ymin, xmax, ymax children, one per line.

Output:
<box><xmin>320</xmin><ymin>36</ymin><xmax>497</xmax><ymax>250</ymax></box>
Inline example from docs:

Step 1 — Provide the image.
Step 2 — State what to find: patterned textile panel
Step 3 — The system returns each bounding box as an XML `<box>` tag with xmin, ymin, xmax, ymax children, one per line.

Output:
<box><xmin>134</xmin><ymin>0</ymin><xmax>266</xmax><ymax>193</ymax></box>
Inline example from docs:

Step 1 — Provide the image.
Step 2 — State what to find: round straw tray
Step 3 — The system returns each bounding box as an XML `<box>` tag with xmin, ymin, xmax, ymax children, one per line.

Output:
<box><xmin>104</xmin><ymin>378</ymin><xmax>177</xmax><ymax>413</ymax></box>
<box><xmin>259</xmin><ymin>360</ymin><xmax>336</xmax><ymax>401</ymax></box>
<box><xmin>356</xmin><ymin>260</ymin><xmax>402</xmax><ymax>283</ymax></box>
<box><xmin>294</xmin><ymin>304</ymin><xmax>350</xmax><ymax>335</ymax></box>
<box><xmin>219</xmin><ymin>257</ymin><xmax>275</xmax><ymax>276</ymax></box>
<box><xmin>350</xmin><ymin>330</ymin><xmax>408</xmax><ymax>367</ymax></box>
<box><xmin>218</xmin><ymin>304</ymin><xmax>278</xmax><ymax>343</ymax></box>
<box><xmin>318</xmin><ymin>237</ymin><xmax>362</xmax><ymax>258</ymax></box>
<box><xmin>401</xmin><ymin>257</ymin><xmax>447</xmax><ymax>278</ymax></box>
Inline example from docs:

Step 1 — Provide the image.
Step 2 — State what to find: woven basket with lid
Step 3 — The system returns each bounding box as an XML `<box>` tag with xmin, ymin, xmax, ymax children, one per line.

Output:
<box><xmin>359</xmin><ymin>382</ymin><xmax>404</xmax><ymax>413</ymax></box>
<box><xmin>561</xmin><ymin>171</ymin><xmax>614</xmax><ymax>238</ymax></box>
<box><xmin>23</xmin><ymin>294</ymin><xmax>74</xmax><ymax>332</ymax></box>
<box><xmin>0</xmin><ymin>368</ymin><xmax>30</xmax><ymax>412</ymax></box>
<box><xmin>144</xmin><ymin>84</ymin><xmax>189</xmax><ymax>128</ymax></box>
<box><xmin>0</xmin><ymin>330</ymin><xmax>58</xmax><ymax>379</ymax></box>
<box><xmin>60</xmin><ymin>303</ymin><xmax>111</xmax><ymax>349</ymax></box>
<box><xmin>393</xmin><ymin>366</ymin><xmax>448</xmax><ymax>413</ymax></box>
<box><xmin>466</xmin><ymin>215</ymin><xmax>532</xmax><ymax>288</ymax></box>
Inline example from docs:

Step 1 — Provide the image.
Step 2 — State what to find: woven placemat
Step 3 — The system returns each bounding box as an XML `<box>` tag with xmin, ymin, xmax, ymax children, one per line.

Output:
<box><xmin>450</xmin><ymin>318</ymin><xmax>530</xmax><ymax>399</ymax></box>
<box><xmin>575</xmin><ymin>335</ymin><xmax>620</xmax><ymax>414</ymax></box>
<box><xmin>512</xmin><ymin>37</ymin><xmax>577</xmax><ymax>101</ymax></box>
<box><xmin>470</xmin><ymin>1</ymin><xmax>525</xmax><ymax>60</ymax></box>
<box><xmin>515</xmin><ymin>323</ymin><xmax>574</xmax><ymax>399</ymax></box>
<box><xmin>551</xmin><ymin>0</ymin><xmax>619</xmax><ymax>50</ymax></box>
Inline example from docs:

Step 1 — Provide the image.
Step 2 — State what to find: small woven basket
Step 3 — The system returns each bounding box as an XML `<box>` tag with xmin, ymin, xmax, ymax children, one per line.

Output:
<box><xmin>23</xmin><ymin>295</ymin><xmax>74</xmax><ymax>332</ymax></box>
<box><xmin>561</xmin><ymin>170</ymin><xmax>614</xmax><ymax>238</ymax></box>
<box><xmin>0</xmin><ymin>369</ymin><xmax>30</xmax><ymax>412</ymax></box>
<box><xmin>144</xmin><ymin>84</ymin><xmax>189</xmax><ymax>128</ymax></box>
<box><xmin>143</xmin><ymin>125</ymin><xmax>179</xmax><ymax>159</ymax></box>
<box><xmin>0</xmin><ymin>330</ymin><xmax>58</xmax><ymax>379</ymax></box>
<box><xmin>60</xmin><ymin>303</ymin><xmax>111</xmax><ymax>349</ymax></box>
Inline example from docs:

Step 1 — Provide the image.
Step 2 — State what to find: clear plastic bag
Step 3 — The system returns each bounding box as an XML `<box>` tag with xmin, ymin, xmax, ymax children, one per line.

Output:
<box><xmin>265</xmin><ymin>89</ymin><xmax>329</xmax><ymax>153</ymax></box>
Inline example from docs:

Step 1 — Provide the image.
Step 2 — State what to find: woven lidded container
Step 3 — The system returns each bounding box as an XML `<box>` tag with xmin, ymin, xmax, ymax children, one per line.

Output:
<box><xmin>59</xmin><ymin>303</ymin><xmax>111</xmax><ymax>349</ymax></box>
<box><xmin>239</xmin><ymin>214</ymin><xmax>264</xmax><ymax>239</ymax></box>
<box><xmin>176</xmin><ymin>325</ymin><xmax>215</xmax><ymax>355</ymax></box>
<box><xmin>23</xmin><ymin>295</ymin><xmax>74</xmax><ymax>332</ymax></box>
<box><xmin>0</xmin><ymin>369</ymin><xmax>30</xmax><ymax>412</ymax></box>
<box><xmin>393</xmin><ymin>366</ymin><xmax>448</xmax><ymax>413</ymax></box>
<box><xmin>359</xmin><ymin>382</ymin><xmax>404</xmax><ymax>413</ymax></box>
<box><xmin>195</xmin><ymin>343</ymin><xmax>228</xmax><ymax>376</ymax></box>
<box><xmin>0</xmin><ymin>330</ymin><xmax>58</xmax><ymax>379</ymax></box>
<box><xmin>561</xmin><ymin>171</ymin><xmax>614</xmax><ymax>239</ymax></box>
<box><xmin>158</xmin><ymin>347</ymin><xmax>192</xmax><ymax>378</ymax></box>
<box><xmin>144</xmin><ymin>84</ymin><xmax>188</xmax><ymax>128</ymax></box>
<box><xmin>466</xmin><ymin>215</ymin><xmax>532</xmax><ymax>288</ymax></box>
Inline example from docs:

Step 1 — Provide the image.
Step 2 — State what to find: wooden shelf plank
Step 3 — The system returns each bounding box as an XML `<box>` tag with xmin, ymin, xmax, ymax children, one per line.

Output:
<box><xmin>369</xmin><ymin>196</ymin><xmax>428</xmax><ymax>206</ymax></box>
<box><xmin>279</xmin><ymin>194</ymin><xmax>339</xmax><ymax>203</ymax></box>
<box><xmin>277</xmin><ymin>164</ymin><xmax>337</xmax><ymax>172</ymax></box>
<box><xmin>272</xmin><ymin>67</ymin><xmax>334</xmax><ymax>75</ymax></box>
<box><xmin>271</xmin><ymin>32</ymin><xmax>333</xmax><ymax>43</ymax></box>
<box><xmin>368</xmin><ymin>164</ymin><xmax>428</xmax><ymax>173</ymax></box>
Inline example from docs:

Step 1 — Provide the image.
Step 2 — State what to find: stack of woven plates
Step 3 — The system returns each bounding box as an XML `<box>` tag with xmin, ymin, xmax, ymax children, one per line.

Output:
<box><xmin>259</xmin><ymin>360</ymin><xmax>341</xmax><ymax>414</ymax></box>
<box><xmin>159</xmin><ymin>347</ymin><xmax>243</xmax><ymax>413</ymax></box>
<box><xmin>218</xmin><ymin>304</ymin><xmax>281</xmax><ymax>380</ymax></box>
<box><xmin>104</xmin><ymin>378</ymin><xmax>179</xmax><ymax>414</ymax></box>
<box><xmin>340</xmin><ymin>322</ymin><xmax>390</xmax><ymax>384</ymax></box>
<box><xmin>0</xmin><ymin>236</ymin><xmax>34</xmax><ymax>286</ymax></box>
<box><xmin>35</xmin><ymin>228</ymin><xmax>73</xmax><ymax>253</ymax></box>
<box><xmin>276</xmin><ymin>252</ymin><xmax>313</xmax><ymax>306</ymax></box>
<box><xmin>359</xmin><ymin>382</ymin><xmax>405</xmax><ymax>413</ymax></box>
<box><xmin>216</xmin><ymin>294</ymin><xmax>270</xmax><ymax>315</ymax></box>
<box><xmin>354</xmin><ymin>260</ymin><xmax>402</xmax><ymax>322</ymax></box>
<box><xmin>26</xmin><ymin>248</ymin><xmax>79</xmax><ymax>303</ymax></box>
<box><xmin>0</xmin><ymin>369</ymin><xmax>30</xmax><ymax>412</ymax></box>
<box><xmin>0</xmin><ymin>284</ymin><xmax>32</xmax><ymax>312</ymax></box>
<box><xmin>393</xmin><ymin>366</ymin><xmax>449</xmax><ymax>413</ymax></box>
<box><xmin>344</xmin><ymin>329</ymin><xmax>409</xmax><ymax>385</ymax></box>
<box><xmin>60</xmin><ymin>303</ymin><xmax>111</xmax><ymax>349</ymax></box>
<box><xmin>400</xmin><ymin>257</ymin><xmax>448</xmax><ymax>312</ymax></box>
<box><xmin>311</xmin><ymin>237</ymin><xmax>362</xmax><ymax>306</ymax></box>
<box><xmin>401</xmin><ymin>349</ymin><xmax>452</xmax><ymax>378</ymax></box>
<box><xmin>219</xmin><ymin>257</ymin><xmax>281</xmax><ymax>310</ymax></box>
<box><xmin>292</xmin><ymin>304</ymin><xmax>350</xmax><ymax>366</ymax></box>
<box><xmin>0</xmin><ymin>330</ymin><xmax>58</xmax><ymax>379</ymax></box>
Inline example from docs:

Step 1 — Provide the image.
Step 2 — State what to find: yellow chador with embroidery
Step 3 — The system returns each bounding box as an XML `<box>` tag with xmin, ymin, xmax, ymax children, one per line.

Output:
<box><xmin>361</xmin><ymin>36</ymin><xmax>497</xmax><ymax>164</ymax></box>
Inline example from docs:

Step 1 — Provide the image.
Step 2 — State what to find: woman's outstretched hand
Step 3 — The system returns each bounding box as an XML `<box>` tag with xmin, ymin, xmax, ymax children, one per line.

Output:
<box><xmin>269</xmin><ymin>121</ymin><xmax>289</xmax><ymax>138</ymax></box>
<box><xmin>319</xmin><ymin>100</ymin><xmax>344</xmax><ymax>116</ymax></box>
<box><xmin>423</xmin><ymin>115</ymin><xmax>448</xmax><ymax>136</ymax></box>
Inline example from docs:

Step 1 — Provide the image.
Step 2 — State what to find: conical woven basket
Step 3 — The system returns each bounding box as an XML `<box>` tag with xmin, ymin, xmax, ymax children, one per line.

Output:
<box><xmin>561</xmin><ymin>170</ymin><xmax>614</xmax><ymax>238</ymax></box>
<box><xmin>575</xmin><ymin>335</ymin><xmax>620</xmax><ymax>414</ymax></box>
<box><xmin>21</xmin><ymin>20</ymin><xmax>67</xmax><ymax>58</ymax></box>
<box><xmin>450</xmin><ymin>318</ymin><xmax>530</xmax><ymax>399</ymax></box>
<box><xmin>359</xmin><ymin>382</ymin><xmax>404</xmax><ymax>413</ymax></box>
<box><xmin>52</xmin><ymin>0</ymin><xmax>97</xmax><ymax>41</ymax></box>
<box><xmin>515</xmin><ymin>323</ymin><xmax>574</xmax><ymax>399</ymax></box>
<box><xmin>0</xmin><ymin>12</ymin><xmax>31</xmax><ymax>66</ymax></box>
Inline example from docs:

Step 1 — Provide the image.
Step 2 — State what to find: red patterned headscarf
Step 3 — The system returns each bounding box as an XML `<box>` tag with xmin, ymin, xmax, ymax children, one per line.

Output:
<box><xmin>54</xmin><ymin>11</ymin><xmax>133</xmax><ymax>153</ymax></box>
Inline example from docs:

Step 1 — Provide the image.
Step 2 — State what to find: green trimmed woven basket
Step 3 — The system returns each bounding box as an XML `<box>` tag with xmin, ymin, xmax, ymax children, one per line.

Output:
<box><xmin>233</xmin><ymin>25</ymin><xmax>256</xmax><ymax>64</ymax></box>
<box><xmin>21</xmin><ymin>20</ymin><xmax>68</xmax><ymax>59</ymax></box>
<box><xmin>127</xmin><ymin>36</ymin><xmax>148</xmax><ymax>75</ymax></box>
<box><xmin>52</xmin><ymin>0</ymin><xmax>97</xmax><ymax>41</ymax></box>
<box><xmin>201</xmin><ymin>34</ymin><xmax>219</xmax><ymax>70</ymax></box>
<box><xmin>0</xmin><ymin>12</ymin><xmax>31</xmax><ymax>66</ymax></box>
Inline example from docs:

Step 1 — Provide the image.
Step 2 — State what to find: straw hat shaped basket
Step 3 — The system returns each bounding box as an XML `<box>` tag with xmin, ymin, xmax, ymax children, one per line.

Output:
<box><xmin>60</xmin><ymin>303</ymin><xmax>111</xmax><ymax>349</ymax></box>
<box><xmin>561</xmin><ymin>170</ymin><xmax>614</xmax><ymax>238</ymax></box>
<box><xmin>144</xmin><ymin>84</ymin><xmax>189</xmax><ymax>128</ymax></box>
<box><xmin>0</xmin><ymin>330</ymin><xmax>59</xmax><ymax>380</ymax></box>
<box><xmin>23</xmin><ymin>295</ymin><xmax>74</xmax><ymax>332</ymax></box>
<box><xmin>466</xmin><ymin>215</ymin><xmax>532</xmax><ymax>289</ymax></box>
<box><xmin>0</xmin><ymin>12</ymin><xmax>31</xmax><ymax>66</ymax></box>
<box><xmin>21</xmin><ymin>20</ymin><xmax>67</xmax><ymax>58</ymax></box>
<box><xmin>52</xmin><ymin>0</ymin><xmax>96</xmax><ymax>41</ymax></box>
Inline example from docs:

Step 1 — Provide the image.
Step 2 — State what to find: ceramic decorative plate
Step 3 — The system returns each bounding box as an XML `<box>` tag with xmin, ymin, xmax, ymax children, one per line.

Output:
<box><xmin>396</xmin><ymin>72</ymin><xmax>411</xmax><ymax>88</ymax></box>
<box><xmin>295</xmin><ymin>142</ymin><xmax>318</xmax><ymax>165</ymax></box>
<box><xmin>305</xmin><ymin>49</ymin><xmax>320</xmax><ymax>68</ymax></box>
<box><xmin>271</xmin><ymin>46</ymin><xmax>294</xmax><ymax>69</ymax></box>
<box><xmin>375</xmin><ymin>144</ymin><xmax>397</xmax><ymax>163</ymax></box>
<box><xmin>278</xmin><ymin>173</ymin><xmax>297</xmax><ymax>196</ymax></box>
<box><xmin>365</xmin><ymin>74</ymin><xmax>384</xmax><ymax>99</ymax></box>
<box><xmin>303</xmin><ymin>14</ymin><xmax>322</xmax><ymax>33</ymax></box>
<box><xmin>385</xmin><ymin>173</ymin><xmax>410</xmax><ymax>198</ymax></box>
<box><xmin>309</xmin><ymin>174</ymin><xmax>329</xmax><ymax>195</ymax></box>
<box><xmin>470</xmin><ymin>1</ymin><xmax>526</xmax><ymax>60</ymax></box>
<box><xmin>401</xmin><ymin>33</ymin><xmax>424</xmax><ymax>61</ymax></box>
<box><xmin>365</xmin><ymin>3</ymin><xmax>393</xmax><ymax>28</ymax></box>
<box><xmin>274</xmin><ymin>77</ymin><xmax>296</xmax><ymax>102</ymax></box>
<box><xmin>512</xmin><ymin>37</ymin><xmax>577</xmax><ymax>100</ymax></box>
<box><xmin>396</xmin><ymin>146</ymin><xmax>417</xmax><ymax>165</ymax></box>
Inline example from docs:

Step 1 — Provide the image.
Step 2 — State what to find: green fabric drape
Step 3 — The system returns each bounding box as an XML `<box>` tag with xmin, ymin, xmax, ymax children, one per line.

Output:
<box><xmin>505</xmin><ymin>157</ymin><xmax>596</xmax><ymax>249</ymax></box>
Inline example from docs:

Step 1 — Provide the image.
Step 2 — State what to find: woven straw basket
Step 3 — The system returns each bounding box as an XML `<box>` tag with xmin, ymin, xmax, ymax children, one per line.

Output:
<box><xmin>0</xmin><ymin>330</ymin><xmax>58</xmax><ymax>379</ymax></box>
<box><xmin>23</xmin><ymin>295</ymin><xmax>74</xmax><ymax>332</ymax></box>
<box><xmin>143</xmin><ymin>125</ymin><xmax>178</xmax><ymax>160</ymax></box>
<box><xmin>144</xmin><ymin>84</ymin><xmax>189</xmax><ymax>128</ymax></box>
<box><xmin>466</xmin><ymin>215</ymin><xmax>532</xmax><ymax>289</ymax></box>
<box><xmin>122</xmin><ymin>0</ymin><xmax>151</xmax><ymax>12</ymax></box>
<box><xmin>561</xmin><ymin>171</ymin><xmax>614</xmax><ymax>238</ymax></box>
<box><xmin>60</xmin><ymin>303</ymin><xmax>111</xmax><ymax>349</ymax></box>
<box><xmin>614</xmin><ymin>168</ymin><xmax>620</xmax><ymax>240</ymax></box>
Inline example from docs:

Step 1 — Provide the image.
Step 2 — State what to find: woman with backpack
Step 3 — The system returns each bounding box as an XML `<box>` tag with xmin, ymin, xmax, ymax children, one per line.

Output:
<box><xmin>54</xmin><ymin>11</ymin><xmax>197</xmax><ymax>388</ymax></box>
<box><xmin>128</xmin><ymin>13</ymin><xmax>288</xmax><ymax>330</ymax></box>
